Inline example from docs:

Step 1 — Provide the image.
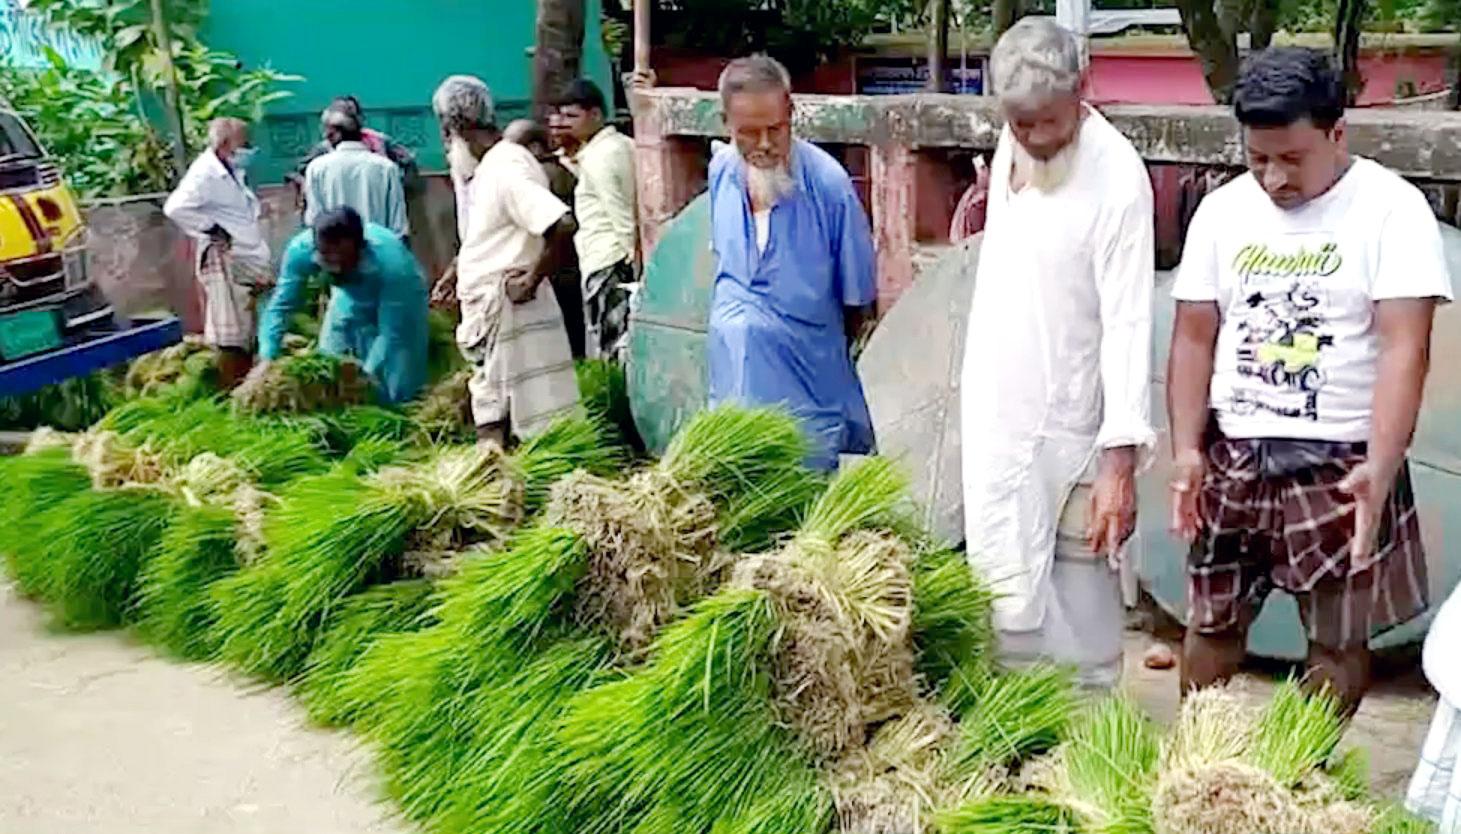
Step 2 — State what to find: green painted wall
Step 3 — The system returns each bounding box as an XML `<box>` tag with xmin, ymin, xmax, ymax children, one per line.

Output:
<box><xmin>203</xmin><ymin>0</ymin><xmax>614</xmax><ymax>184</ymax></box>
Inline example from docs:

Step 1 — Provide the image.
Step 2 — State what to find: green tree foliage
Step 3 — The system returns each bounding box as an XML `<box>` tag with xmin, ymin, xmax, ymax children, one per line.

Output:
<box><xmin>0</xmin><ymin>0</ymin><xmax>299</xmax><ymax>197</ymax></box>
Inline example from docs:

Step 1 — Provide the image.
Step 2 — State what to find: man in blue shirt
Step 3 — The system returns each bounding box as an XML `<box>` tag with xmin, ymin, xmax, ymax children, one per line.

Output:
<box><xmin>706</xmin><ymin>55</ymin><xmax>878</xmax><ymax>470</ymax></box>
<box><xmin>257</xmin><ymin>207</ymin><xmax>429</xmax><ymax>405</ymax></box>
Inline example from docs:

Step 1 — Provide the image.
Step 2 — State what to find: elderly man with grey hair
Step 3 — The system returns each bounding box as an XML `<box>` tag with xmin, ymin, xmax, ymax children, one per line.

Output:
<box><xmin>431</xmin><ymin>74</ymin><xmax>581</xmax><ymax>446</ymax></box>
<box><xmin>706</xmin><ymin>55</ymin><xmax>877</xmax><ymax>471</ymax></box>
<box><xmin>959</xmin><ymin>17</ymin><xmax>1155</xmax><ymax>688</ymax></box>
<box><xmin>303</xmin><ymin>107</ymin><xmax>408</xmax><ymax>237</ymax></box>
<box><xmin>163</xmin><ymin>116</ymin><xmax>271</xmax><ymax>389</ymax></box>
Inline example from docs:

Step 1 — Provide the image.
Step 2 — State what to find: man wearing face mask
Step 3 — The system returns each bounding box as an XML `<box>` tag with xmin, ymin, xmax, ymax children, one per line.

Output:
<box><xmin>1169</xmin><ymin>47</ymin><xmax>1452</xmax><ymax>715</ymax></box>
<box><xmin>960</xmin><ymin>18</ymin><xmax>1156</xmax><ymax>689</ymax></box>
<box><xmin>431</xmin><ymin>75</ymin><xmax>581</xmax><ymax>446</ymax></box>
<box><xmin>164</xmin><ymin>117</ymin><xmax>272</xmax><ymax>389</ymax></box>
<box><xmin>706</xmin><ymin>55</ymin><xmax>877</xmax><ymax>471</ymax></box>
<box><xmin>254</xmin><ymin>207</ymin><xmax>428</xmax><ymax>405</ymax></box>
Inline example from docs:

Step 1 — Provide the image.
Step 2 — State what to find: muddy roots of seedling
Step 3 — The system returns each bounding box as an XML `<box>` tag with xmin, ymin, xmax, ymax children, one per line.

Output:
<box><xmin>371</xmin><ymin>444</ymin><xmax>525</xmax><ymax>578</ymax></box>
<box><xmin>830</xmin><ymin>701</ymin><xmax>959</xmax><ymax>834</ymax></box>
<box><xmin>72</xmin><ymin>429</ymin><xmax>168</xmax><ymax>489</ymax></box>
<box><xmin>124</xmin><ymin>337</ymin><xmax>218</xmax><ymax>397</ymax></box>
<box><xmin>411</xmin><ymin>368</ymin><xmax>473</xmax><ymax>442</ymax></box>
<box><xmin>732</xmin><ymin>530</ymin><xmax>918</xmax><ymax>760</ymax></box>
<box><xmin>548</xmin><ymin>469</ymin><xmax>720</xmax><ymax>650</ymax></box>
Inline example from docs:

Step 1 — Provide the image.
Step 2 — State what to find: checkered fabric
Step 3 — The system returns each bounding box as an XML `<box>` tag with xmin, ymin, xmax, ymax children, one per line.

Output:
<box><xmin>1187</xmin><ymin>436</ymin><xmax>1428</xmax><ymax>651</ymax></box>
<box><xmin>197</xmin><ymin>242</ymin><xmax>270</xmax><ymax>351</ymax></box>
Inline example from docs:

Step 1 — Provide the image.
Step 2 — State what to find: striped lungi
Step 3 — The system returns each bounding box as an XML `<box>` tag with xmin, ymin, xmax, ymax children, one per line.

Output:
<box><xmin>458</xmin><ymin>276</ymin><xmax>581</xmax><ymax>440</ymax></box>
<box><xmin>1407</xmin><ymin>698</ymin><xmax>1461</xmax><ymax>832</ymax></box>
<box><xmin>1187</xmin><ymin>436</ymin><xmax>1428</xmax><ymax>651</ymax></box>
<box><xmin>197</xmin><ymin>242</ymin><xmax>271</xmax><ymax>350</ymax></box>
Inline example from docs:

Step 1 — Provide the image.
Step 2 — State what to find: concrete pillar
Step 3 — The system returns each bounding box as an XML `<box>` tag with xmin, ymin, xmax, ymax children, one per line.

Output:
<box><xmin>871</xmin><ymin>143</ymin><xmax>917</xmax><ymax>312</ymax></box>
<box><xmin>630</xmin><ymin>90</ymin><xmax>706</xmax><ymax>259</ymax></box>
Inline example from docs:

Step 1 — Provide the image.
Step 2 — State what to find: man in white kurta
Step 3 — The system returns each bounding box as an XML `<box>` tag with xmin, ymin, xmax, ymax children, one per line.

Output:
<box><xmin>961</xmin><ymin>18</ymin><xmax>1156</xmax><ymax>688</ymax></box>
<box><xmin>431</xmin><ymin>75</ymin><xmax>581</xmax><ymax>445</ymax></box>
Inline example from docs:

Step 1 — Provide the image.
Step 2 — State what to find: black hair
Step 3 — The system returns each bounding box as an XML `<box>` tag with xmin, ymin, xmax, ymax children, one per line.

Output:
<box><xmin>313</xmin><ymin>207</ymin><xmax>365</xmax><ymax>246</ymax></box>
<box><xmin>554</xmin><ymin>78</ymin><xmax>607</xmax><ymax>114</ymax></box>
<box><xmin>1233</xmin><ymin>47</ymin><xmax>1346</xmax><ymax>130</ymax></box>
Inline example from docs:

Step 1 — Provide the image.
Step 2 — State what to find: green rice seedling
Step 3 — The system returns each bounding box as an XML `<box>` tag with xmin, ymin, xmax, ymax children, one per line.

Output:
<box><xmin>425</xmin><ymin>308</ymin><xmax>464</xmax><ymax>385</ymax></box>
<box><xmin>1246</xmin><ymin>679</ymin><xmax>1346</xmax><ymax>788</ymax></box>
<box><xmin>231</xmin><ymin>352</ymin><xmax>370</xmax><ymax>415</ymax></box>
<box><xmin>122</xmin><ymin>338</ymin><xmax>219</xmax><ymax>400</ymax></box>
<box><xmin>1371</xmin><ymin>804</ymin><xmax>1438</xmax><ymax>834</ymax></box>
<box><xmin>135</xmin><ymin>502</ymin><xmax>239</xmax><ymax>660</ymax></box>
<box><xmin>935</xmin><ymin>795</ymin><xmax>1082</xmax><ymax>834</ymax></box>
<box><xmin>32</xmin><ymin>488</ymin><xmax>175</xmax><ymax>630</ymax></box>
<box><xmin>410</xmin><ymin>368</ymin><xmax>473</xmax><ymax>444</ymax></box>
<box><xmin>314</xmin><ymin>405</ymin><xmax>424</xmax><ymax>454</ymax></box>
<box><xmin>0</xmin><ymin>449</ymin><xmax>92</xmax><ymax>593</ymax></box>
<box><xmin>296</xmin><ymin>579</ymin><xmax>437</xmax><ymax>728</ymax></box>
<box><xmin>0</xmin><ymin>371</ymin><xmax>118</xmax><ymax>431</ymax></box>
<box><xmin>912</xmin><ymin>547</ymin><xmax>998</xmax><ymax>713</ymax></box>
<box><xmin>946</xmin><ymin>666</ymin><xmax>1078</xmax><ymax>781</ymax></box>
<box><xmin>1043</xmin><ymin>696</ymin><xmax>1160</xmax><ymax>834</ymax></box>
<box><xmin>1326</xmin><ymin>747</ymin><xmax>1370</xmax><ymax>802</ymax></box>
<box><xmin>576</xmin><ymin>358</ymin><xmax>642</xmax><ymax>452</ymax></box>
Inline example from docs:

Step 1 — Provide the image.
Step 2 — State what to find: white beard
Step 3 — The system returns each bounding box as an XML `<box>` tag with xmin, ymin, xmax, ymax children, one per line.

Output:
<box><xmin>1012</xmin><ymin>136</ymin><xmax>1079</xmax><ymax>193</ymax></box>
<box><xmin>448</xmin><ymin>136</ymin><xmax>480</xmax><ymax>184</ymax></box>
<box><xmin>746</xmin><ymin>161</ymin><xmax>794</xmax><ymax>210</ymax></box>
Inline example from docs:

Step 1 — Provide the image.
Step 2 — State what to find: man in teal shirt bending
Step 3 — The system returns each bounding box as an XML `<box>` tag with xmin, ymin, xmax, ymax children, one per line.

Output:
<box><xmin>257</xmin><ymin>207</ymin><xmax>429</xmax><ymax>404</ymax></box>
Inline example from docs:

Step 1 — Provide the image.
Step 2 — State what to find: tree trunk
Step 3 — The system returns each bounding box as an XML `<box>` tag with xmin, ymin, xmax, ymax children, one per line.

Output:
<box><xmin>992</xmin><ymin>0</ymin><xmax>1020</xmax><ymax>42</ymax></box>
<box><xmin>533</xmin><ymin>0</ymin><xmax>586</xmax><ymax>122</ymax></box>
<box><xmin>1248</xmin><ymin>0</ymin><xmax>1278</xmax><ymax>50</ymax></box>
<box><xmin>1175</xmin><ymin>0</ymin><xmax>1241</xmax><ymax>102</ymax></box>
<box><xmin>927</xmin><ymin>0</ymin><xmax>950</xmax><ymax>93</ymax></box>
<box><xmin>1334</xmin><ymin>0</ymin><xmax>1367</xmax><ymax>105</ymax></box>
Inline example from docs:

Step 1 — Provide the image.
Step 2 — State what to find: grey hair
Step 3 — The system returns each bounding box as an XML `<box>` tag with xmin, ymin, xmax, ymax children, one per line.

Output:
<box><xmin>321</xmin><ymin>107</ymin><xmax>361</xmax><ymax>134</ymax></box>
<box><xmin>207</xmin><ymin>117</ymin><xmax>247</xmax><ymax>149</ymax></box>
<box><xmin>990</xmin><ymin>18</ymin><xmax>1083</xmax><ymax>105</ymax></box>
<box><xmin>432</xmin><ymin>75</ymin><xmax>496</xmax><ymax>136</ymax></box>
<box><xmin>717</xmin><ymin>55</ymin><xmax>791</xmax><ymax>107</ymax></box>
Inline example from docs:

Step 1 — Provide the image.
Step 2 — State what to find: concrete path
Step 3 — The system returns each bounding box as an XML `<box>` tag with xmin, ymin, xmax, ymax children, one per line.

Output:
<box><xmin>0</xmin><ymin>582</ymin><xmax>411</xmax><ymax>834</ymax></box>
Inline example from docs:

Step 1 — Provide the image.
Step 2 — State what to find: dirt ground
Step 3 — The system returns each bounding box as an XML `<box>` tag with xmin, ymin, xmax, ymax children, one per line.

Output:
<box><xmin>0</xmin><ymin>580</ymin><xmax>1437</xmax><ymax>833</ymax></box>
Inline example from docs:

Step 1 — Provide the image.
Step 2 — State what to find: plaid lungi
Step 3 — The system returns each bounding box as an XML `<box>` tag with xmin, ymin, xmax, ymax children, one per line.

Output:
<box><xmin>458</xmin><ymin>276</ymin><xmax>581</xmax><ymax>440</ymax></box>
<box><xmin>197</xmin><ymin>242</ymin><xmax>270</xmax><ymax>351</ymax></box>
<box><xmin>583</xmin><ymin>259</ymin><xmax>635</xmax><ymax>363</ymax></box>
<box><xmin>1187</xmin><ymin>436</ymin><xmax>1428</xmax><ymax>651</ymax></box>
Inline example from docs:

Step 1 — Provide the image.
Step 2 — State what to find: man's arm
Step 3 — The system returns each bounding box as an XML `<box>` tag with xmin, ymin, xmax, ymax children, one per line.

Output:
<box><xmin>302</xmin><ymin>161</ymin><xmax>323</xmax><ymax>227</ymax></box>
<box><xmin>364</xmin><ymin>258</ymin><xmax>430</xmax><ymax>404</ymax></box>
<box><xmin>256</xmin><ymin>243</ymin><xmax>313</xmax><ymax>360</ymax></box>
<box><xmin>1167</xmin><ymin>301</ymin><xmax>1220</xmax><ymax>540</ymax></box>
<box><xmin>831</xmin><ymin>176</ymin><xmax>877</xmax><ymax>344</ymax></box>
<box><xmin>512</xmin><ymin>213</ymin><xmax>577</xmax><ymax>301</ymax></box>
<box><xmin>162</xmin><ymin>163</ymin><xmax>214</xmax><ymax>236</ymax></box>
<box><xmin>844</xmin><ymin>304</ymin><xmax>873</xmax><ymax>348</ymax></box>
<box><xmin>1088</xmin><ymin>187</ymin><xmax>1157</xmax><ymax>558</ymax></box>
<box><xmin>386</xmin><ymin>168</ymin><xmax>409</xmax><ymax>238</ymax></box>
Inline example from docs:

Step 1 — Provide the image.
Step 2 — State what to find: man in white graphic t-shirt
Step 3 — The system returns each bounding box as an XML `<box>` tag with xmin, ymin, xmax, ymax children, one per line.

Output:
<box><xmin>1167</xmin><ymin>47</ymin><xmax>1453</xmax><ymax>716</ymax></box>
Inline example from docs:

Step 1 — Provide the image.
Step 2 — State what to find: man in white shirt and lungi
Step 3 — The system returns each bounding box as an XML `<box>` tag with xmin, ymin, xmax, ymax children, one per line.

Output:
<box><xmin>430</xmin><ymin>75</ymin><xmax>581</xmax><ymax>446</ymax></box>
<box><xmin>163</xmin><ymin>117</ymin><xmax>272</xmax><ymax>389</ymax></box>
<box><xmin>960</xmin><ymin>18</ymin><xmax>1156</xmax><ymax>689</ymax></box>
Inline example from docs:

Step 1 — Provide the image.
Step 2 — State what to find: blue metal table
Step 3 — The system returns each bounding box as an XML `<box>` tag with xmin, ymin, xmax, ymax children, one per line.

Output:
<box><xmin>0</xmin><ymin>317</ymin><xmax>182</xmax><ymax>399</ymax></box>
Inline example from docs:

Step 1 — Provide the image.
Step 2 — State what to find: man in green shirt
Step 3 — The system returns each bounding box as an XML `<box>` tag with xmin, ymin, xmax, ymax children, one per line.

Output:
<box><xmin>257</xmin><ymin>207</ymin><xmax>429</xmax><ymax>405</ymax></box>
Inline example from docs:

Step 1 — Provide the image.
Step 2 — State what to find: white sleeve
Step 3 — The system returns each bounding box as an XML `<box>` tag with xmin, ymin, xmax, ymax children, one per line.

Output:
<box><xmin>1372</xmin><ymin>189</ymin><xmax>1454</xmax><ymax>303</ymax></box>
<box><xmin>1093</xmin><ymin>180</ymin><xmax>1157</xmax><ymax>454</ymax></box>
<box><xmin>1170</xmin><ymin>198</ymin><xmax>1221</xmax><ymax>302</ymax></box>
<box><xmin>504</xmin><ymin>169</ymin><xmax>569</xmax><ymax>236</ymax></box>
<box><xmin>162</xmin><ymin>162</ymin><xmax>212</xmax><ymax>236</ymax></box>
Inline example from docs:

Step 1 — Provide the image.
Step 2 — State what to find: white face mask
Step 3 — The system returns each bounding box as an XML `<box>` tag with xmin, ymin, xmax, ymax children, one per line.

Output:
<box><xmin>448</xmin><ymin>136</ymin><xmax>479</xmax><ymax>182</ymax></box>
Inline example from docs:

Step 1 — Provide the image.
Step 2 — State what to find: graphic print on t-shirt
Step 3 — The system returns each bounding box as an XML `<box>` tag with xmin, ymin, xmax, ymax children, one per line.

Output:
<box><xmin>1228</xmin><ymin>239</ymin><xmax>1340</xmax><ymax>422</ymax></box>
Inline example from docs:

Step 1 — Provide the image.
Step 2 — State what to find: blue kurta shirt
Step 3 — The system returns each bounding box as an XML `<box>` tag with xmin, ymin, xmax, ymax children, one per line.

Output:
<box><xmin>258</xmin><ymin>223</ymin><xmax>429</xmax><ymax>405</ymax></box>
<box><xmin>706</xmin><ymin>140</ymin><xmax>877</xmax><ymax>470</ymax></box>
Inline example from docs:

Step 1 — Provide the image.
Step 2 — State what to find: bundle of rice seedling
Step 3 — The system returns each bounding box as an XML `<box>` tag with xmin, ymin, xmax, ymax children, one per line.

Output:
<box><xmin>122</xmin><ymin>337</ymin><xmax>218</xmax><ymax>399</ymax></box>
<box><xmin>944</xmin><ymin>665</ymin><xmax>1078</xmax><ymax>784</ymax></box>
<box><xmin>28</xmin><ymin>487</ymin><xmax>175</xmax><ymax>630</ymax></box>
<box><xmin>409</xmin><ymin>367</ymin><xmax>472</xmax><ymax>443</ymax></box>
<box><xmin>830</xmin><ymin>701</ymin><xmax>960</xmax><ymax>834</ymax></box>
<box><xmin>1151</xmin><ymin>681</ymin><xmax>1370</xmax><ymax>834</ymax></box>
<box><xmin>211</xmin><ymin>417</ymin><xmax>617</xmax><ymax>682</ymax></box>
<box><xmin>231</xmin><ymin>352</ymin><xmax>370</xmax><ymax>415</ymax></box>
<box><xmin>1029</xmin><ymin>695</ymin><xmax>1162</xmax><ymax>833</ymax></box>
<box><xmin>296</xmin><ymin>579</ymin><xmax>437</xmax><ymax>727</ymax></box>
<box><xmin>134</xmin><ymin>502</ymin><xmax>240</xmax><ymax>659</ymax></box>
<box><xmin>0</xmin><ymin>448</ymin><xmax>92</xmax><ymax>594</ymax></box>
<box><xmin>425</xmin><ymin>308</ymin><xmax>464</xmax><ymax>385</ymax></box>
<box><xmin>576</xmin><ymin>358</ymin><xmax>643</xmax><ymax>451</ymax></box>
<box><xmin>71</xmin><ymin>428</ymin><xmax>168</xmax><ymax>489</ymax></box>
<box><xmin>539</xmin><ymin>459</ymin><xmax>922</xmax><ymax>834</ymax></box>
<box><xmin>0</xmin><ymin>371</ymin><xmax>117</xmax><ymax>431</ymax></box>
<box><xmin>935</xmin><ymin>795</ymin><xmax>1081</xmax><ymax>834</ymax></box>
<box><xmin>545</xmin><ymin>406</ymin><xmax>817</xmax><ymax>651</ymax></box>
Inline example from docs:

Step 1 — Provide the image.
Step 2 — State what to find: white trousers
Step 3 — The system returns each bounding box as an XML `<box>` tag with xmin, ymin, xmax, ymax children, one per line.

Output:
<box><xmin>1408</xmin><ymin>698</ymin><xmax>1461</xmax><ymax>833</ymax></box>
<box><xmin>995</xmin><ymin>481</ymin><xmax>1125</xmax><ymax>690</ymax></box>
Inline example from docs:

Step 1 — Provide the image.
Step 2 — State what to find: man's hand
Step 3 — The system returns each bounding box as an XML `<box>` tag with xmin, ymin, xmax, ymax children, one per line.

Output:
<box><xmin>624</xmin><ymin>68</ymin><xmax>657</xmax><ymax>90</ymax></box>
<box><xmin>1088</xmin><ymin>446</ymin><xmax>1137</xmax><ymax>567</ymax></box>
<box><xmin>1339</xmin><ymin>459</ymin><xmax>1399</xmax><ymax>561</ymax></box>
<box><xmin>1169</xmin><ymin>448</ymin><xmax>1206</xmax><ymax>543</ymax></box>
<box><xmin>504</xmin><ymin>268</ymin><xmax>541</xmax><ymax>304</ymax></box>
<box><xmin>431</xmin><ymin>261</ymin><xmax>458</xmax><ymax>307</ymax></box>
